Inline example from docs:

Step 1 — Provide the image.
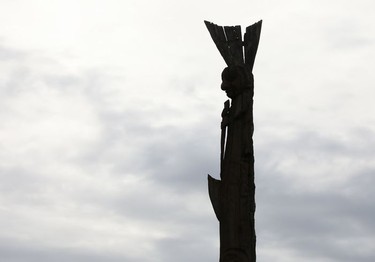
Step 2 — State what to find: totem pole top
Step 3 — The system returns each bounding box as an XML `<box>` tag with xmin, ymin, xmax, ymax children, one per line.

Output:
<box><xmin>204</xmin><ymin>20</ymin><xmax>262</xmax><ymax>71</ymax></box>
<box><xmin>205</xmin><ymin>20</ymin><xmax>262</xmax><ymax>262</ymax></box>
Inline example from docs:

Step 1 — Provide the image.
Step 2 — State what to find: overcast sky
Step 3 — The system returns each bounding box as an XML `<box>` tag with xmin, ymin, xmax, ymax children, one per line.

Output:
<box><xmin>0</xmin><ymin>0</ymin><xmax>374</xmax><ymax>261</ymax></box>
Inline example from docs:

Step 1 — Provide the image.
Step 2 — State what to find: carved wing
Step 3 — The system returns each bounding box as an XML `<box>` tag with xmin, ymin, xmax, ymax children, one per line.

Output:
<box><xmin>204</xmin><ymin>21</ymin><xmax>243</xmax><ymax>66</ymax></box>
<box><xmin>204</xmin><ymin>20</ymin><xmax>262</xmax><ymax>71</ymax></box>
<box><xmin>244</xmin><ymin>20</ymin><xmax>262</xmax><ymax>71</ymax></box>
<box><xmin>208</xmin><ymin>174</ymin><xmax>221</xmax><ymax>221</ymax></box>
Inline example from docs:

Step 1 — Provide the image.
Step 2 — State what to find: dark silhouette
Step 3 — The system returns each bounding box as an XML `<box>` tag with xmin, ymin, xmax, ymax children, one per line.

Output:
<box><xmin>205</xmin><ymin>20</ymin><xmax>262</xmax><ymax>262</ymax></box>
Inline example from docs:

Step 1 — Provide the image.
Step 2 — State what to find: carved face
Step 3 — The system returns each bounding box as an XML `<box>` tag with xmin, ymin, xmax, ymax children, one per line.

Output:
<box><xmin>221</xmin><ymin>66</ymin><xmax>251</xmax><ymax>98</ymax></box>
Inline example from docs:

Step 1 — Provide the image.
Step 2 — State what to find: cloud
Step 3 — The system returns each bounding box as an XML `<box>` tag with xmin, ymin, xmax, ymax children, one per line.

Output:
<box><xmin>0</xmin><ymin>1</ymin><xmax>374</xmax><ymax>261</ymax></box>
<box><xmin>0</xmin><ymin>237</ymin><xmax>143</xmax><ymax>262</ymax></box>
<box><xmin>254</xmin><ymin>127</ymin><xmax>375</xmax><ymax>261</ymax></box>
<box><xmin>0</xmin><ymin>39</ymin><xmax>221</xmax><ymax>261</ymax></box>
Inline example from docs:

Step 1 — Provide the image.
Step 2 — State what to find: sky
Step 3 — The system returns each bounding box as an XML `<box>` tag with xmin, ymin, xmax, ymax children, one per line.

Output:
<box><xmin>0</xmin><ymin>0</ymin><xmax>374</xmax><ymax>261</ymax></box>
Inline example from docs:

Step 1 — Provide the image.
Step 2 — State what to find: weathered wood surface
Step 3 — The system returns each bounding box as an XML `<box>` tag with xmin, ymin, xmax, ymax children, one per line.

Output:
<box><xmin>204</xmin><ymin>20</ymin><xmax>262</xmax><ymax>68</ymax></box>
<box><xmin>244</xmin><ymin>21</ymin><xmax>262</xmax><ymax>70</ymax></box>
<box><xmin>205</xmin><ymin>20</ymin><xmax>262</xmax><ymax>262</ymax></box>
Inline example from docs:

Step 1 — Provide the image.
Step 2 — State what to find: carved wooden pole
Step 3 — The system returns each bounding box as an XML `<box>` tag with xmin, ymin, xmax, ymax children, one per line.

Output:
<box><xmin>205</xmin><ymin>20</ymin><xmax>262</xmax><ymax>262</ymax></box>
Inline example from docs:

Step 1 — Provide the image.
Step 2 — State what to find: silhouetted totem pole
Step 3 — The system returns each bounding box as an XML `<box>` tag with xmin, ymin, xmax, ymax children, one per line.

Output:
<box><xmin>205</xmin><ymin>20</ymin><xmax>262</xmax><ymax>262</ymax></box>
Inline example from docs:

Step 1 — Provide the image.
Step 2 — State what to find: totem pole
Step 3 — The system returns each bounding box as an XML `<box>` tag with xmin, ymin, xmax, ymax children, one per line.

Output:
<box><xmin>205</xmin><ymin>20</ymin><xmax>262</xmax><ymax>262</ymax></box>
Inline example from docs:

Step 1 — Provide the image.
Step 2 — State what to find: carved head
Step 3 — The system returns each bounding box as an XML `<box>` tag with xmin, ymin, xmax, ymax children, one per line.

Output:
<box><xmin>221</xmin><ymin>65</ymin><xmax>253</xmax><ymax>99</ymax></box>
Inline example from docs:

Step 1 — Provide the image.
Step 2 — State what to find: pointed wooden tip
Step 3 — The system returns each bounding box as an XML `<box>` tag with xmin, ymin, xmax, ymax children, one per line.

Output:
<box><xmin>204</xmin><ymin>20</ymin><xmax>214</xmax><ymax>27</ymax></box>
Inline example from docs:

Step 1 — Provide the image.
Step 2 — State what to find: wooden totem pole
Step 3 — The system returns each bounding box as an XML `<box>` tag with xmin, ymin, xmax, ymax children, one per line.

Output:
<box><xmin>205</xmin><ymin>20</ymin><xmax>262</xmax><ymax>262</ymax></box>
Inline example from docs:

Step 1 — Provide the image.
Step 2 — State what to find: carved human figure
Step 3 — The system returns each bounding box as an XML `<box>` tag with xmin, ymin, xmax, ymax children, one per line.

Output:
<box><xmin>215</xmin><ymin>65</ymin><xmax>255</xmax><ymax>262</ymax></box>
<box><xmin>205</xmin><ymin>20</ymin><xmax>261</xmax><ymax>262</ymax></box>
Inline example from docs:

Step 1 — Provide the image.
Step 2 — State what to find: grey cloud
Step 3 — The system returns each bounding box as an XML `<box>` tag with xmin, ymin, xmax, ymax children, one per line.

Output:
<box><xmin>74</xmin><ymin>100</ymin><xmax>221</xmax><ymax>192</ymax></box>
<box><xmin>69</xmin><ymin>110</ymin><xmax>220</xmax><ymax>220</ymax></box>
<box><xmin>154</xmin><ymin>234</ymin><xmax>218</xmax><ymax>262</ymax></box>
<box><xmin>256</xmin><ymin>176</ymin><xmax>375</xmax><ymax>261</ymax></box>
<box><xmin>1</xmin><ymin>1</ymin><xmax>374</xmax><ymax>261</ymax></box>
<box><xmin>0</xmin><ymin>44</ymin><xmax>28</xmax><ymax>61</ymax></box>
<box><xmin>0</xmin><ymin>238</ymin><xmax>141</xmax><ymax>262</ymax></box>
<box><xmin>254</xmin><ymin>128</ymin><xmax>375</xmax><ymax>262</ymax></box>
